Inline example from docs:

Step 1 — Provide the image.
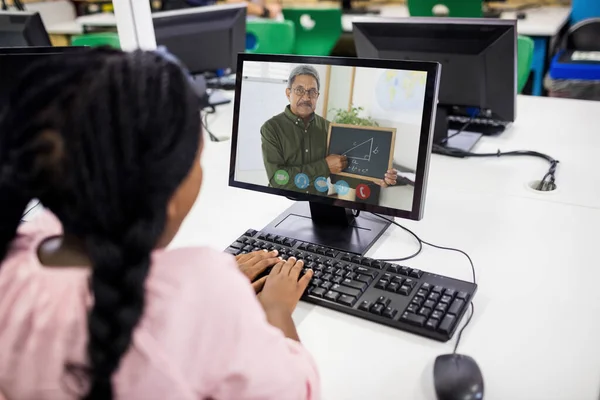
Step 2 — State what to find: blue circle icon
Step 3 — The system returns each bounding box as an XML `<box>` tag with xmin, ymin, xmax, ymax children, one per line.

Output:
<box><xmin>294</xmin><ymin>173</ymin><xmax>310</xmax><ymax>190</ymax></box>
<box><xmin>314</xmin><ymin>176</ymin><xmax>329</xmax><ymax>193</ymax></box>
<box><xmin>334</xmin><ymin>180</ymin><xmax>350</xmax><ymax>196</ymax></box>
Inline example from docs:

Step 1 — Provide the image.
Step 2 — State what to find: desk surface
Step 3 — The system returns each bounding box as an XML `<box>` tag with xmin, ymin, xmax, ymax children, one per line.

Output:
<box><xmin>343</xmin><ymin>5</ymin><xmax>571</xmax><ymax>37</ymax></box>
<box><xmin>174</xmin><ymin>93</ymin><xmax>600</xmax><ymax>400</ymax></box>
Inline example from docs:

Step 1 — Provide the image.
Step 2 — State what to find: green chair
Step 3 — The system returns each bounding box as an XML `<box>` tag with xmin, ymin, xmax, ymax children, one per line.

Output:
<box><xmin>408</xmin><ymin>0</ymin><xmax>483</xmax><ymax>18</ymax></box>
<box><xmin>282</xmin><ymin>7</ymin><xmax>342</xmax><ymax>56</ymax></box>
<box><xmin>71</xmin><ymin>32</ymin><xmax>120</xmax><ymax>49</ymax></box>
<box><xmin>246</xmin><ymin>20</ymin><xmax>295</xmax><ymax>54</ymax></box>
<box><xmin>517</xmin><ymin>35</ymin><xmax>534</xmax><ymax>93</ymax></box>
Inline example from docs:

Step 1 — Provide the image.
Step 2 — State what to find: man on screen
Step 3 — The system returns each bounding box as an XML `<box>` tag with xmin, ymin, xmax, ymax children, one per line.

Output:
<box><xmin>260</xmin><ymin>65</ymin><xmax>398</xmax><ymax>201</ymax></box>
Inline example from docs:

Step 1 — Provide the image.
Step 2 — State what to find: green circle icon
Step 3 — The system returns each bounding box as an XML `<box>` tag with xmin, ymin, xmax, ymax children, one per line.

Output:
<box><xmin>274</xmin><ymin>169</ymin><xmax>290</xmax><ymax>185</ymax></box>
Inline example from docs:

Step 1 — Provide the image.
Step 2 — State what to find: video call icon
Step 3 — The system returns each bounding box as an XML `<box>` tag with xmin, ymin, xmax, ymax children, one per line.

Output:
<box><xmin>294</xmin><ymin>173</ymin><xmax>310</xmax><ymax>190</ymax></box>
<box><xmin>334</xmin><ymin>180</ymin><xmax>349</xmax><ymax>196</ymax></box>
<box><xmin>356</xmin><ymin>183</ymin><xmax>371</xmax><ymax>200</ymax></box>
<box><xmin>314</xmin><ymin>176</ymin><xmax>329</xmax><ymax>193</ymax></box>
<box><xmin>274</xmin><ymin>170</ymin><xmax>290</xmax><ymax>185</ymax></box>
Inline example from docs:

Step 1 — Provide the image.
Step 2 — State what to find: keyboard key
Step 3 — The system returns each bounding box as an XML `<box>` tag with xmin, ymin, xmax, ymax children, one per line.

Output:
<box><xmin>313</xmin><ymin>271</ymin><xmax>323</xmax><ymax>279</ymax></box>
<box><xmin>346</xmin><ymin>272</ymin><xmax>357</xmax><ymax>280</ymax></box>
<box><xmin>307</xmin><ymin>245</ymin><xmax>317</xmax><ymax>253</ymax></box>
<box><xmin>411</xmin><ymin>296</ymin><xmax>424</xmax><ymax>307</ymax></box>
<box><xmin>448</xmin><ymin>299</ymin><xmax>466</xmax><ymax>315</ymax></box>
<box><xmin>338</xmin><ymin>295</ymin><xmax>357</xmax><ymax>307</ymax></box>
<box><xmin>435</xmin><ymin>303</ymin><xmax>448</xmax><ymax>313</ymax></box>
<box><xmin>418</xmin><ymin>307</ymin><xmax>432</xmax><ymax>318</ymax></box>
<box><xmin>283</xmin><ymin>238</ymin><xmax>296</xmax><ymax>247</ymax></box>
<box><xmin>341</xmin><ymin>253</ymin><xmax>352</xmax><ymax>261</ymax></box>
<box><xmin>341</xmin><ymin>279</ymin><xmax>367</xmax><ymax>292</ymax></box>
<box><xmin>417</xmin><ymin>289</ymin><xmax>428</xmax><ymax>298</ymax></box>
<box><xmin>356</xmin><ymin>267</ymin><xmax>376</xmax><ymax>278</ymax></box>
<box><xmin>237</xmin><ymin>236</ymin><xmax>248</xmax><ymax>243</ymax></box>
<box><xmin>432</xmin><ymin>285</ymin><xmax>444</xmax><ymax>294</ymax></box>
<box><xmin>424</xmin><ymin>300</ymin><xmax>436</xmax><ymax>309</ymax></box>
<box><xmin>335</xmin><ymin>269</ymin><xmax>346</xmax><ymax>277</ymax></box>
<box><xmin>312</xmin><ymin>287</ymin><xmax>326</xmax><ymax>297</ymax></box>
<box><xmin>398</xmin><ymin>285</ymin><xmax>412</xmax><ymax>295</ymax></box>
<box><xmin>316</xmin><ymin>247</ymin><xmax>327</xmax><ymax>255</ymax></box>
<box><xmin>242</xmin><ymin>245</ymin><xmax>253</xmax><ymax>252</ymax></box>
<box><xmin>409</xmin><ymin>269</ymin><xmax>423</xmax><ymax>278</ymax></box>
<box><xmin>225</xmin><ymin>248</ymin><xmax>241</xmax><ymax>255</ymax></box>
<box><xmin>331</xmin><ymin>284</ymin><xmax>361</xmax><ymax>298</ymax></box>
<box><xmin>444</xmin><ymin>289</ymin><xmax>457</xmax><ymax>298</ymax></box>
<box><xmin>407</xmin><ymin>304</ymin><xmax>420</xmax><ymax>313</ymax></box>
<box><xmin>400</xmin><ymin>266</ymin><xmax>411</xmax><ymax>276</ymax></box>
<box><xmin>438</xmin><ymin>314</ymin><xmax>457</xmax><ymax>334</ymax></box>
<box><xmin>312</xmin><ymin>278</ymin><xmax>323</xmax><ymax>287</ymax></box>
<box><xmin>325</xmin><ymin>250</ymin><xmax>338</xmax><ymax>257</ymax></box>
<box><xmin>361</xmin><ymin>258</ymin><xmax>373</xmax><ymax>267</ymax></box>
<box><xmin>387</xmin><ymin>282</ymin><xmax>400</xmax><ymax>292</ymax></box>
<box><xmin>404</xmin><ymin>278</ymin><xmax>415</xmax><ymax>288</ymax></box>
<box><xmin>325</xmin><ymin>291</ymin><xmax>340</xmax><ymax>302</ymax></box>
<box><xmin>426</xmin><ymin>318</ymin><xmax>439</xmax><ymax>330</ymax></box>
<box><xmin>231</xmin><ymin>241</ymin><xmax>245</xmax><ymax>249</ymax></box>
<box><xmin>266</xmin><ymin>234</ymin><xmax>276</xmax><ymax>242</ymax></box>
<box><xmin>401</xmin><ymin>312</ymin><xmax>426</xmax><ymax>327</ymax></box>
<box><xmin>440</xmin><ymin>295</ymin><xmax>452</xmax><ymax>304</ymax></box>
<box><xmin>431</xmin><ymin>310</ymin><xmax>444</xmax><ymax>320</ymax></box>
<box><xmin>274</xmin><ymin>236</ymin><xmax>285</xmax><ymax>244</ymax></box>
<box><xmin>383</xmin><ymin>307</ymin><xmax>398</xmax><ymax>319</ymax></box>
<box><xmin>287</xmin><ymin>250</ymin><xmax>298</xmax><ymax>258</ymax></box>
<box><xmin>356</xmin><ymin>274</ymin><xmax>373</xmax><ymax>284</ymax></box>
<box><xmin>334</xmin><ymin>263</ymin><xmax>345</xmax><ymax>269</ymax></box>
<box><xmin>358</xmin><ymin>300</ymin><xmax>371</xmax><ymax>311</ymax></box>
<box><xmin>322</xmin><ymin>274</ymin><xmax>333</xmax><ymax>282</ymax></box>
<box><xmin>333</xmin><ymin>276</ymin><xmax>344</xmax><ymax>285</ymax></box>
<box><xmin>370</xmin><ymin>303</ymin><xmax>384</xmax><ymax>315</ymax></box>
<box><xmin>371</xmin><ymin>261</ymin><xmax>383</xmax><ymax>269</ymax></box>
<box><xmin>321</xmin><ymin>282</ymin><xmax>332</xmax><ymax>291</ymax></box>
<box><xmin>375</xmin><ymin>279</ymin><xmax>388</xmax><ymax>289</ymax></box>
<box><xmin>258</xmin><ymin>233</ymin><xmax>268</xmax><ymax>240</ymax></box>
<box><xmin>351</xmin><ymin>255</ymin><xmax>363</xmax><ymax>264</ymax></box>
<box><xmin>345</xmin><ymin>265</ymin><xmax>356</xmax><ymax>272</ymax></box>
<box><xmin>382</xmin><ymin>273</ymin><xmax>393</xmax><ymax>282</ymax></box>
<box><xmin>298</xmin><ymin>243</ymin><xmax>308</xmax><ymax>250</ymax></box>
<box><xmin>457</xmin><ymin>291</ymin><xmax>469</xmax><ymax>301</ymax></box>
<box><xmin>392</xmin><ymin>276</ymin><xmax>404</xmax><ymax>284</ymax></box>
<box><xmin>387</xmin><ymin>264</ymin><xmax>399</xmax><ymax>273</ymax></box>
<box><xmin>428</xmin><ymin>292</ymin><xmax>440</xmax><ymax>302</ymax></box>
<box><xmin>376</xmin><ymin>296</ymin><xmax>391</xmax><ymax>308</ymax></box>
<box><xmin>325</xmin><ymin>266</ymin><xmax>335</xmax><ymax>274</ymax></box>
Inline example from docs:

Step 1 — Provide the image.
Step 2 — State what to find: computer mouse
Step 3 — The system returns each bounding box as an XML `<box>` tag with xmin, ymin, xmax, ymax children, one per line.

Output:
<box><xmin>433</xmin><ymin>354</ymin><xmax>484</xmax><ymax>400</ymax></box>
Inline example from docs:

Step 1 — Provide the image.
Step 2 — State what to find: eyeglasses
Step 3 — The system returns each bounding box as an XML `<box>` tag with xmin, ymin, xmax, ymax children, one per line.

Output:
<box><xmin>293</xmin><ymin>86</ymin><xmax>319</xmax><ymax>99</ymax></box>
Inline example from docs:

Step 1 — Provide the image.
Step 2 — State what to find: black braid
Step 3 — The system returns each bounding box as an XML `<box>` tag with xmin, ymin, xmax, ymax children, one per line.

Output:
<box><xmin>0</xmin><ymin>48</ymin><xmax>201</xmax><ymax>399</ymax></box>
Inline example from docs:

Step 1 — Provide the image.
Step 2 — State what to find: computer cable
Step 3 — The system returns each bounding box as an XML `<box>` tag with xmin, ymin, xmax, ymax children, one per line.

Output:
<box><xmin>432</xmin><ymin>145</ymin><xmax>559</xmax><ymax>192</ymax></box>
<box><xmin>441</xmin><ymin>110</ymin><xmax>480</xmax><ymax>145</ymax></box>
<box><xmin>371</xmin><ymin>212</ymin><xmax>477</xmax><ymax>353</ymax></box>
<box><xmin>20</xmin><ymin>200</ymin><xmax>40</xmax><ymax>223</ymax></box>
<box><xmin>201</xmin><ymin>107</ymin><xmax>219</xmax><ymax>142</ymax></box>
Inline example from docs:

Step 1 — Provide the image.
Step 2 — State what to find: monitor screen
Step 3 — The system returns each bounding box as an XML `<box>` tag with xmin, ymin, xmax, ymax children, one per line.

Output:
<box><xmin>230</xmin><ymin>54</ymin><xmax>440</xmax><ymax>220</ymax></box>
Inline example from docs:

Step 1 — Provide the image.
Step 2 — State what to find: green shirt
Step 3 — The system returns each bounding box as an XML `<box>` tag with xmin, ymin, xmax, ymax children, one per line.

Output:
<box><xmin>260</xmin><ymin>105</ymin><xmax>331</xmax><ymax>195</ymax></box>
<box><xmin>260</xmin><ymin>106</ymin><xmax>381</xmax><ymax>203</ymax></box>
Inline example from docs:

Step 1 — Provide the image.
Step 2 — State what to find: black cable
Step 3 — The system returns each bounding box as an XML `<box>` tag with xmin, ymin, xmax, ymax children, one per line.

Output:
<box><xmin>441</xmin><ymin>111</ymin><xmax>479</xmax><ymax>144</ymax></box>
<box><xmin>371</xmin><ymin>212</ymin><xmax>477</xmax><ymax>353</ymax></box>
<box><xmin>201</xmin><ymin>108</ymin><xmax>219</xmax><ymax>142</ymax></box>
<box><xmin>433</xmin><ymin>145</ymin><xmax>560</xmax><ymax>192</ymax></box>
<box><xmin>20</xmin><ymin>200</ymin><xmax>40</xmax><ymax>222</ymax></box>
<box><xmin>371</xmin><ymin>213</ymin><xmax>423</xmax><ymax>262</ymax></box>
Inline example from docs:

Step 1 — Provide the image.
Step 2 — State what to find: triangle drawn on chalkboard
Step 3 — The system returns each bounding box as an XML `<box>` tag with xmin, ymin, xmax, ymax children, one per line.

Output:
<box><xmin>342</xmin><ymin>138</ymin><xmax>374</xmax><ymax>162</ymax></box>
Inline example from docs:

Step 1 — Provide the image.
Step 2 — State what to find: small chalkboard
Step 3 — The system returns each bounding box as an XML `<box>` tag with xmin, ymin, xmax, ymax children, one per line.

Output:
<box><xmin>326</xmin><ymin>123</ymin><xmax>396</xmax><ymax>183</ymax></box>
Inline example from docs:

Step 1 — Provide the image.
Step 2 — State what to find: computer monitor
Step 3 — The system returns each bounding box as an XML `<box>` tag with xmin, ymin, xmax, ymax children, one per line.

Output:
<box><xmin>0</xmin><ymin>46</ymin><xmax>87</xmax><ymax>110</ymax></box>
<box><xmin>353</xmin><ymin>18</ymin><xmax>516</xmax><ymax>149</ymax></box>
<box><xmin>152</xmin><ymin>4</ymin><xmax>246</xmax><ymax>76</ymax></box>
<box><xmin>229</xmin><ymin>53</ymin><xmax>440</xmax><ymax>255</ymax></box>
<box><xmin>0</xmin><ymin>11</ymin><xmax>51</xmax><ymax>47</ymax></box>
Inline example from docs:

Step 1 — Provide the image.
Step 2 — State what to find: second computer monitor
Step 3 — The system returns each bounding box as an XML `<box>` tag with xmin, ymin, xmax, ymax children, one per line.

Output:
<box><xmin>0</xmin><ymin>11</ymin><xmax>51</xmax><ymax>47</ymax></box>
<box><xmin>152</xmin><ymin>4</ymin><xmax>246</xmax><ymax>76</ymax></box>
<box><xmin>353</xmin><ymin>18</ymin><xmax>516</xmax><ymax>123</ymax></box>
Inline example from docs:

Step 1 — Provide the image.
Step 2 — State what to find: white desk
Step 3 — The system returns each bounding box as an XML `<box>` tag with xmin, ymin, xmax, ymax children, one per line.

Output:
<box><xmin>172</xmin><ymin>93</ymin><xmax>600</xmax><ymax>400</ymax></box>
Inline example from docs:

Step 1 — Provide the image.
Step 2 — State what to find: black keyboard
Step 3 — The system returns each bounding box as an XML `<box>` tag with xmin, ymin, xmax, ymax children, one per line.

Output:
<box><xmin>226</xmin><ymin>230</ymin><xmax>477</xmax><ymax>342</ymax></box>
<box><xmin>448</xmin><ymin>117</ymin><xmax>508</xmax><ymax>135</ymax></box>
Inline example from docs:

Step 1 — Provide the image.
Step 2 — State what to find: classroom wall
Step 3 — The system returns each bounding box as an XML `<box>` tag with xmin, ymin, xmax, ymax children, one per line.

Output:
<box><xmin>350</xmin><ymin>66</ymin><xmax>427</xmax><ymax>172</ymax></box>
<box><xmin>325</xmin><ymin>65</ymin><xmax>353</xmax><ymax>120</ymax></box>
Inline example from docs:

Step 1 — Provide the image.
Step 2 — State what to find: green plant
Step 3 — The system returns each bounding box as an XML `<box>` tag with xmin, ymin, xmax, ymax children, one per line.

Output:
<box><xmin>330</xmin><ymin>106</ymin><xmax>379</xmax><ymax>127</ymax></box>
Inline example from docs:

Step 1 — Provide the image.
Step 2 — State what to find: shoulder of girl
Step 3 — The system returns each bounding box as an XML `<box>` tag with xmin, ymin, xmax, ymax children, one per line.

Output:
<box><xmin>151</xmin><ymin>246</ymin><xmax>238</xmax><ymax>277</ymax></box>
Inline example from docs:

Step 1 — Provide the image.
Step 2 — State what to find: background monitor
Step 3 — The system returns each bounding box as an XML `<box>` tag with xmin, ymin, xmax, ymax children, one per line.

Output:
<box><xmin>353</xmin><ymin>17</ymin><xmax>516</xmax><ymax>141</ymax></box>
<box><xmin>229</xmin><ymin>53</ymin><xmax>440</xmax><ymax>254</ymax></box>
<box><xmin>0</xmin><ymin>11</ymin><xmax>51</xmax><ymax>47</ymax></box>
<box><xmin>152</xmin><ymin>4</ymin><xmax>246</xmax><ymax>76</ymax></box>
<box><xmin>0</xmin><ymin>46</ymin><xmax>88</xmax><ymax>110</ymax></box>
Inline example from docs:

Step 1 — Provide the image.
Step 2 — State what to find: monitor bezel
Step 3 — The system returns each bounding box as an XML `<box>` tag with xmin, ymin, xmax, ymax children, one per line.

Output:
<box><xmin>228</xmin><ymin>53</ymin><xmax>440</xmax><ymax>221</ymax></box>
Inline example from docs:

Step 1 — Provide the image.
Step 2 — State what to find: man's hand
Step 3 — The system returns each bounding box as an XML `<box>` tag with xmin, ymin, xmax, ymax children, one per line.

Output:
<box><xmin>379</xmin><ymin>169</ymin><xmax>398</xmax><ymax>188</ymax></box>
<box><xmin>326</xmin><ymin>154</ymin><xmax>348</xmax><ymax>174</ymax></box>
<box><xmin>235</xmin><ymin>250</ymin><xmax>280</xmax><ymax>293</ymax></box>
<box><xmin>266</xmin><ymin>3</ymin><xmax>282</xmax><ymax>18</ymax></box>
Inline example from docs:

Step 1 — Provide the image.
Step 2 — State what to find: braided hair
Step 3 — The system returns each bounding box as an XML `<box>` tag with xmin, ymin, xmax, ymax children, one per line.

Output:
<box><xmin>0</xmin><ymin>48</ymin><xmax>201</xmax><ymax>399</ymax></box>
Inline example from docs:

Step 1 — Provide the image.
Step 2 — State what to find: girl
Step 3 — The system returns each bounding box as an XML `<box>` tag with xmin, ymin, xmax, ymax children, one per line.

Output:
<box><xmin>0</xmin><ymin>48</ymin><xmax>317</xmax><ymax>399</ymax></box>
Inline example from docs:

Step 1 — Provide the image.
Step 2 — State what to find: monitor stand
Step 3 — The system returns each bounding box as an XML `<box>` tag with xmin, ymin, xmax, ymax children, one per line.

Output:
<box><xmin>432</xmin><ymin>106</ymin><xmax>482</xmax><ymax>153</ymax></box>
<box><xmin>260</xmin><ymin>201</ymin><xmax>391</xmax><ymax>256</ymax></box>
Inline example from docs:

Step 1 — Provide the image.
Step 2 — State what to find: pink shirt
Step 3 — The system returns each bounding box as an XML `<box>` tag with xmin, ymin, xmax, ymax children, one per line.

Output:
<box><xmin>0</xmin><ymin>211</ymin><xmax>320</xmax><ymax>400</ymax></box>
